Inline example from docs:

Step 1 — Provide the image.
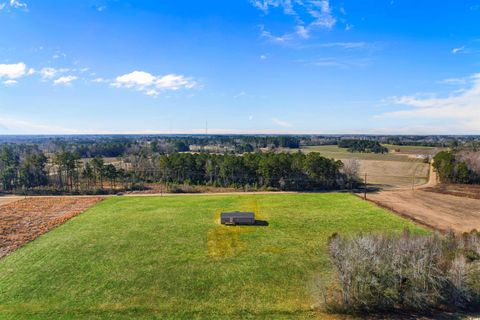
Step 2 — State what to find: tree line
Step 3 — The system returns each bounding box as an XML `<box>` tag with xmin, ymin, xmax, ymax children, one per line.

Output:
<box><xmin>433</xmin><ymin>150</ymin><xmax>480</xmax><ymax>184</ymax></box>
<box><xmin>0</xmin><ymin>145</ymin><xmax>359</xmax><ymax>194</ymax></box>
<box><xmin>338</xmin><ymin>139</ymin><xmax>388</xmax><ymax>154</ymax></box>
<box><xmin>156</xmin><ymin>152</ymin><xmax>351</xmax><ymax>190</ymax></box>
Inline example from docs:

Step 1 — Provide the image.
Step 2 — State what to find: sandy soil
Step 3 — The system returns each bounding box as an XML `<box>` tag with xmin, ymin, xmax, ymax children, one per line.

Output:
<box><xmin>0</xmin><ymin>197</ymin><xmax>103</xmax><ymax>258</ymax></box>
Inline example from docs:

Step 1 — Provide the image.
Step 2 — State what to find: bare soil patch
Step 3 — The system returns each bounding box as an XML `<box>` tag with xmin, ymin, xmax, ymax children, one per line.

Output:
<box><xmin>0</xmin><ymin>197</ymin><xmax>21</xmax><ymax>207</ymax></box>
<box><xmin>424</xmin><ymin>184</ymin><xmax>480</xmax><ymax>200</ymax></box>
<box><xmin>366</xmin><ymin>190</ymin><xmax>480</xmax><ymax>233</ymax></box>
<box><xmin>0</xmin><ymin>197</ymin><xmax>103</xmax><ymax>258</ymax></box>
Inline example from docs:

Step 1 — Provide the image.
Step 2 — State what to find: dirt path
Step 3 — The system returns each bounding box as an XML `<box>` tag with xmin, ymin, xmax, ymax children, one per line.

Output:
<box><xmin>416</xmin><ymin>162</ymin><xmax>438</xmax><ymax>189</ymax></box>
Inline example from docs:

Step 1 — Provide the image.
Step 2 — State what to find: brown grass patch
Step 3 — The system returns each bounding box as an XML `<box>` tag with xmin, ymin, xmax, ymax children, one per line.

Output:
<box><xmin>0</xmin><ymin>196</ymin><xmax>103</xmax><ymax>258</ymax></box>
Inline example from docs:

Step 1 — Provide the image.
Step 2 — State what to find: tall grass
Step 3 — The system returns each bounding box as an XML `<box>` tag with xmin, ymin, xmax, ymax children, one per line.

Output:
<box><xmin>324</xmin><ymin>230</ymin><xmax>480</xmax><ymax>314</ymax></box>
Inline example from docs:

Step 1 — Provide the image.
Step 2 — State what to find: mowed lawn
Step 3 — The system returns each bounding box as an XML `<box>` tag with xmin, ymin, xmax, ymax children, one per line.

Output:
<box><xmin>0</xmin><ymin>194</ymin><xmax>427</xmax><ymax>319</ymax></box>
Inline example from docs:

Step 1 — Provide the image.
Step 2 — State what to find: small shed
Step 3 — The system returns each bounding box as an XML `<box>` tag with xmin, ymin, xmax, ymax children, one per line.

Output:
<box><xmin>220</xmin><ymin>211</ymin><xmax>255</xmax><ymax>225</ymax></box>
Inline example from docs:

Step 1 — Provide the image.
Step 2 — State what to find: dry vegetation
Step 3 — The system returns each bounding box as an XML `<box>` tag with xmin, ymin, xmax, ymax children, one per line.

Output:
<box><xmin>326</xmin><ymin>231</ymin><xmax>480</xmax><ymax>313</ymax></box>
<box><xmin>0</xmin><ymin>197</ymin><xmax>103</xmax><ymax>258</ymax></box>
<box><xmin>300</xmin><ymin>145</ymin><xmax>430</xmax><ymax>189</ymax></box>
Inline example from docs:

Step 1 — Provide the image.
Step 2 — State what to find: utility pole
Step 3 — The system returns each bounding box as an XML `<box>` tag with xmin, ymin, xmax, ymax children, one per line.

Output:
<box><xmin>364</xmin><ymin>173</ymin><xmax>367</xmax><ymax>200</ymax></box>
<box><xmin>205</xmin><ymin>120</ymin><xmax>208</xmax><ymax>135</ymax></box>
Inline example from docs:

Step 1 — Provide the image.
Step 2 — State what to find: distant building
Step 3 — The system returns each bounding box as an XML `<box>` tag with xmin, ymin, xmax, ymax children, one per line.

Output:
<box><xmin>220</xmin><ymin>211</ymin><xmax>255</xmax><ymax>225</ymax></box>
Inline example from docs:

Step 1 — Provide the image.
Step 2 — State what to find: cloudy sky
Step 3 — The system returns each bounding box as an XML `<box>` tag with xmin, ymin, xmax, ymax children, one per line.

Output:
<box><xmin>1</xmin><ymin>0</ymin><xmax>480</xmax><ymax>134</ymax></box>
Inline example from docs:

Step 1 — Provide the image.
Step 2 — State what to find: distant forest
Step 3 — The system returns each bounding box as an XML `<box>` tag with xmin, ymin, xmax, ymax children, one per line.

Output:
<box><xmin>1</xmin><ymin>134</ymin><xmax>480</xmax><ymax>194</ymax></box>
<box><xmin>0</xmin><ymin>145</ymin><xmax>356</xmax><ymax>194</ymax></box>
<box><xmin>338</xmin><ymin>139</ymin><xmax>388</xmax><ymax>154</ymax></box>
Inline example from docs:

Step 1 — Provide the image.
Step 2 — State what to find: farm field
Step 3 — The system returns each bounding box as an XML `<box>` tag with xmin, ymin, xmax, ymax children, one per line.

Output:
<box><xmin>0</xmin><ymin>197</ymin><xmax>20</xmax><ymax>207</ymax></box>
<box><xmin>0</xmin><ymin>193</ymin><xmax>427</xmax><ymax>319</ymax></box>
<box><xmin>367</xmin><ymin>190</ymin><xmax>480</xmax><ymax>233</ymax></box>
<box><xmin>0</xmin><ymin>197</ymin><xmax>103</xmax><ymax>258</ymax></box>
<box><xmin>424</xmin><ymin>184</ymin><xmax>480</xmax><ymax>200</ymax></box>
<box><xmin>300</xmin><ymin>145</ymin><xmax>430</xmax><ymax>189</ymax></box>
<box><xmin>383</xmin><ymin>144</ymin><xmax>447</xmax><ymax>156</ymax></box>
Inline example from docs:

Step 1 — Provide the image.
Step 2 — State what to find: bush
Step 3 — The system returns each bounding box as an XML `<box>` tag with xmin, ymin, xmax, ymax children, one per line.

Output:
<box><xmin>324</xmin><ymin>230</ymin><xmax>480</xmax><ymax>314</ymax></box>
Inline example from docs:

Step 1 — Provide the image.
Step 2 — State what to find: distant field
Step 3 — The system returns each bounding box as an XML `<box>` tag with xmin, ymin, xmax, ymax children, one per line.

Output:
<box><xmin>300</xmin><ymin>145</ymin><xmax>431</xmax><ymax>189</ymax></box>
<box><xmin>383</xmin><ymin>144</ymin><xmax>447</xmax><ymax>156</ymax></box>
<box><xmin>0</xmin><ymin>194</ymin><xmax>426</xmax><ymax>319</ymax></box>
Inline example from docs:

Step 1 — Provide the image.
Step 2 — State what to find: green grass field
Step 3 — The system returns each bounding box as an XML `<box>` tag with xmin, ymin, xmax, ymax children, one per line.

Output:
<box><xmin>0</xmin><ymin>194</ymin><xmax>427</xmax><ymax>319</ymax></box>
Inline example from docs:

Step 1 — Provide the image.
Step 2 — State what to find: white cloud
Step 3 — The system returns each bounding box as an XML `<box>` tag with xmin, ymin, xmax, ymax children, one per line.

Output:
<box><xmin>439</xmin><ymin>77</ymin><xmax>468</xmax><ymax>85</ymax></box>
<box><xmin>0</xmin><ymin>62</ymin><xmax>27</xmax><ymax>79</ymax></box>
<box><xmin>381</xmin><ymin>73</ymin><xmax>480</xmax><ymax>132</ymax></box>
<box><xmin>52</xmin><ymin>52</ymin><xmax>66</xmax><ymax>60</ymax></box>
<box><xmin>0</xmin><ymin>0</ymin><xmax>27</xmax><ymax>11</ymax></box>
<box><xmin>308</xmin><ymin>0</ymin><xmax>336</xmax><ymax>29</ymax></box>
<box><xmin>95</xmin><ymin>5</ymin><xmax>106</xmax><ymax>12</ymax></box>
<box><xmin>258</xmin><ymin>24</ymin><xmax>292</xmax><ymax>43</ymax></box>
<box><xmin>252</xmin><ymin>0</ymin><xmax>338</xmax><ymax>42</ymax></box>
<box><xmin>260</xmin><ymin>54</ymin><xmax>267</xmax><ymax>60</ymax></box>
<box><xmin>0</xmin><ymin>116</ymin><xmax>81</xmax><ymax>134</ymax></box>
<box><xmin>156</xmin><ymin>74</ymin><xmax>196</xmax><ymax>90</ymax></box>
<box><xmin>112</xmin><ymin>70</ymin><xmax>197</xmax><ymax>97</ymax></box>
<box><xmin>299</xmin><ymin>57</ymin><xmax>372</xmax><ymax>68</ymax></box>
<box><xmin>40</xmin><ymin>67</ymin><xmax>58</xmax><ymax>79</ymax></box>
<box><xmin>40</xmin><ymin>67</ymin><xmax>71</xmax><ymax>79</ymax></box>
<box><xmin>114</xmin><ymin>71</ymin><xmax>156</xmax><ymax>87</ymax></box>
<box><xmin>92</xmin><ymin>77</ymin><xmax>107</xmax><ymax>83</ymax></box>
<box><xmin>295</xmin><ymin>25</ymin><xmax>309</xmax><ymax>39</ymax></box>
<box><xmin>272</xmin><ymin>118</ymin><xmax>293</xmax><ymax>127</ymax></box>
<box><xmin>53</xmin><ymin>75</ymin><xmax>77</xmax><ymax>86</ymax></box>
<box><xmin>10</xmin><ymin>0</ymin><xmax>27</xmax><ymax>9</ymax></box>
<box><xmin>451</xmin><ymin>46</ymin><xmax>465</xmax><ymax>54</ymax></box>
<box><xmin>315</xmin><ymin>42</ymin><xmax>368</xmax><ymax>49</ymax></box>
<box><xmin>234</xmin><ymin>91</ymin><xmax>246</xmax><ymax>99</ymax></box>
<box><xmin>3</xmin><ymin>79</ymin><xmax>17</xmax><ymax>86</ymax></box>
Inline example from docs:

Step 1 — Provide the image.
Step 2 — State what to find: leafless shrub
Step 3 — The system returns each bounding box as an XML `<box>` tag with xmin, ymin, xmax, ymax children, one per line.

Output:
<box><xmin>342</xmin><ymin>159</ymin><xmax>361</xmax><ymax>189</ymax></box>
<box><xmin>325</xmin><ymin>230</ymin><xmax>480</xmax><ymax>314</ymax></box>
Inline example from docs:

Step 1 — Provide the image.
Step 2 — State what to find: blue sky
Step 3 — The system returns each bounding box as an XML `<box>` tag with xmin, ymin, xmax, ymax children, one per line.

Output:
<box><xmin>1</xmin><ymin>0</ymin><xmax>480</xmax><ymax>134</ymax></box>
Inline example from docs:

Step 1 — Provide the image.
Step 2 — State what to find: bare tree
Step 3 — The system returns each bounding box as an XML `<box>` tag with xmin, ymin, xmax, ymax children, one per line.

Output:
<box><xmin>342</xmin><ymin>159</ymin><xmax>360</xmax><ymax>189</ymax></box>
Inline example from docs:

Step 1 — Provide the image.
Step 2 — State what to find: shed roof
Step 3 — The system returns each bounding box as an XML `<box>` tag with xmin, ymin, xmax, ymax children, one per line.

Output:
<box><xmin>221</xmin><ymin>211</ymin><xmax>255</xmax><ymax>219</ymax></box>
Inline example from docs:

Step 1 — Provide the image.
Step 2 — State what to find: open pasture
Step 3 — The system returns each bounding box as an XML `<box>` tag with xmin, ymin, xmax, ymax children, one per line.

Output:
<box><xmin>300</xmin><ymin>145</ymin><xmax>430</xmax><ymax>189</ymax></box>
<box><xmin>0</xmin><ymin>193</ymin><xmax>426</xmax><ymax>319</ymax></box>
